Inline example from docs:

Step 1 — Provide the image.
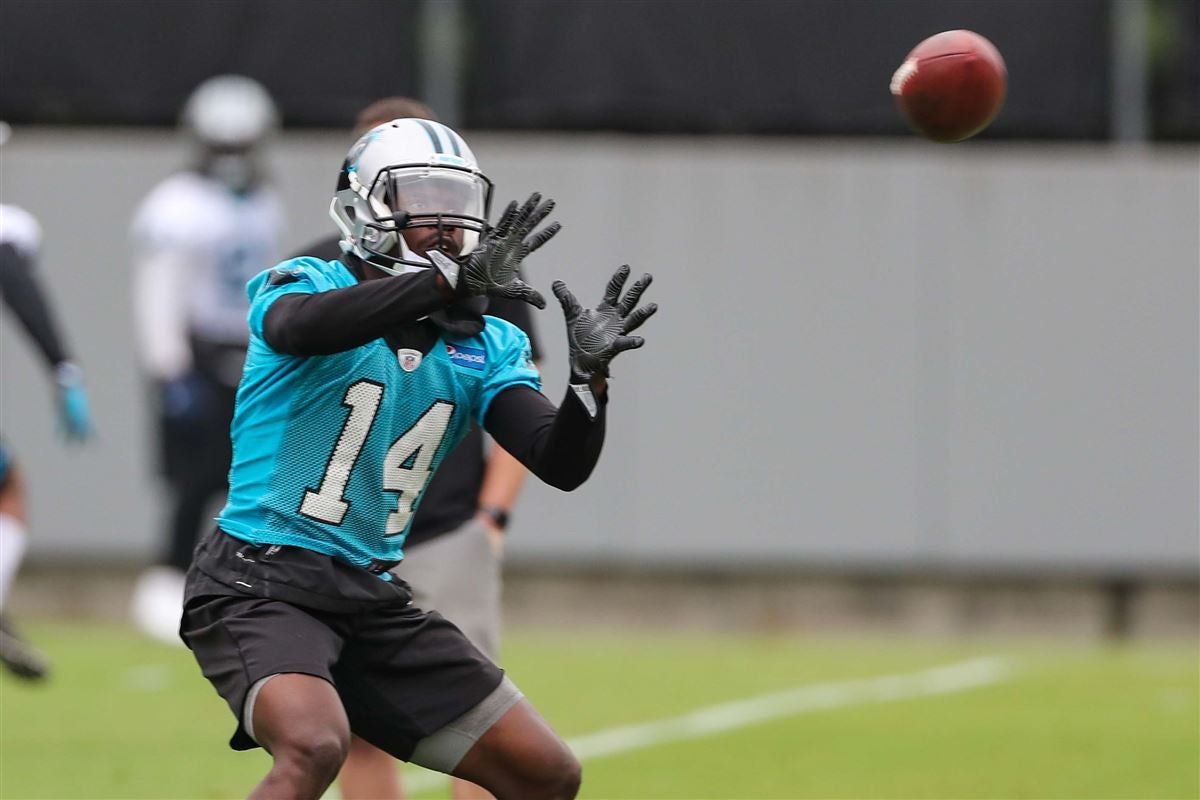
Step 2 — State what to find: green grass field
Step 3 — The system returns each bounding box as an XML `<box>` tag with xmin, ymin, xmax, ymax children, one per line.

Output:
<box><xmin>1</xmin><ymin>623</ymin><xmax>1196</xmax><ymax>800</ymax></box>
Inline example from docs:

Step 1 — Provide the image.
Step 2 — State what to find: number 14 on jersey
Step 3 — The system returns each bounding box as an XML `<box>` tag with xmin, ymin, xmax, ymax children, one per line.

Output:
<box><xmin>299</xmin><ymin>380</ymin><xmax>454</xmax><ymax>536</ymax></box>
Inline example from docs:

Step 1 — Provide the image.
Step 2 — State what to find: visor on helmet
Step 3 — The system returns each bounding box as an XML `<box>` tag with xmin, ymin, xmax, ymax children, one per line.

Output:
<box><xmin>364</xmin><ymin>164</ymin><xmax>490</xmax><ymax>260</ymax></box>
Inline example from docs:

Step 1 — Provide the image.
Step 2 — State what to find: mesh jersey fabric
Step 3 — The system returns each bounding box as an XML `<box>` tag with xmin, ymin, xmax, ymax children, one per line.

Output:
<box><xmin>217</xmin><ymin>257</ymin><xmax>541</xmax><ymax>566</ymax></box>
<box><xmin>292</xmin><ymin>235</ymin><xmax>544</xmax><ymax>548</ymax></box>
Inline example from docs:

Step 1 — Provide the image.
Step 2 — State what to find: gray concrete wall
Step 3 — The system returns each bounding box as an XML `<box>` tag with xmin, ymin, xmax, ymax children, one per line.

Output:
<box><xmin>0</xmin><ymin>130</ymin><xmax>1196</xmax><ymax>574</ymax></box>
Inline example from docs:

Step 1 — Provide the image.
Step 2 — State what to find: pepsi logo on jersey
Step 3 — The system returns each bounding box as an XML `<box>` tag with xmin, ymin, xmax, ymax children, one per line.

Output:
<box><xmin>445</xmin><ymin>343</ymin><xmax>486</xmax><ymax>370</ymax></box>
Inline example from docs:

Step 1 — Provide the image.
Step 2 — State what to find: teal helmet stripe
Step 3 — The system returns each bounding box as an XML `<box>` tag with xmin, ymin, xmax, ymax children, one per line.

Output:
<box><xmin>413</xmin><ymin>119</ymin><xmax>444</xmax><ymax>154</ymax></box>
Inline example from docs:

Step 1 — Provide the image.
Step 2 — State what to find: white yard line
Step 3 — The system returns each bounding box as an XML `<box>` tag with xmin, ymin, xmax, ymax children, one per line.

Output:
<box><xmin>400</xmin><ymin>655</ymin><xmax>1014</xmax><ymax>794</ymax></box>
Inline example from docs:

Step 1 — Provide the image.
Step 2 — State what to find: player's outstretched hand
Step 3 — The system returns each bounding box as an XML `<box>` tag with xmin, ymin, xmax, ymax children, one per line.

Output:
<box><xmin>451</xmin><ymin>191</ymin><xmax>560</xmax><ymax>309</ymax></box>
<box><xmin>54</xmin><ymin>362</ymin><xmax>93</xmax><ymax>442</ymax></box>
<box><xmin>553</xmin><ymin>265</ymin><xmax>657</xmax><ymax>383</ymax></box>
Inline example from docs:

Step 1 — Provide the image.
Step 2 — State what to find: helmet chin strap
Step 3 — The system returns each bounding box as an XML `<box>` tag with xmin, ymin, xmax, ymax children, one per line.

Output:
<box><xmin>364</xmin><ymin>247</ymin><xmax>460</xmax><ymax>292</ymax></box>
<box><xmin>368</xmin><ymin>259</ymin><xmax>429</xmax><ymax>278</ymax></box>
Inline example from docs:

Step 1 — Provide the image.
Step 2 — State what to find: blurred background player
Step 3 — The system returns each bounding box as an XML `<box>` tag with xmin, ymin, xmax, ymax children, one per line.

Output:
<box><xmin>295</xmin><ymin>97</ymin><xmax>543</xmax><ymax>800</ymax></box>
<box><xmin>128</xmin><ymin>76</ymin><xmax>284</xmax><ymax>644</ymax></box>
<box><xmin>0</xmin><ymin>121</ymin><xmax>94</xmax><ymax>679</ymax></box>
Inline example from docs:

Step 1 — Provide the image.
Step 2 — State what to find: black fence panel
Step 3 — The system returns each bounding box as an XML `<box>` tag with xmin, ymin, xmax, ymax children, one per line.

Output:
<box><xmin>465</xmin><ymin>0</ymin><xmax>1112</xmax><ymax>139</ymax></box>
<box><xmin>2</xmin><ymin>0</ymin><xmax>1194</xmax><ymax>139</ymax></box>
<box><xmin>1151</xmin><ymin>0</ymin><xmax>1200</xmax><ymax>140</ymax></box>
<box><xmin>0</xmin><ymin>0</ymin><xmax>422</xmax><ymax>127</ymax></box>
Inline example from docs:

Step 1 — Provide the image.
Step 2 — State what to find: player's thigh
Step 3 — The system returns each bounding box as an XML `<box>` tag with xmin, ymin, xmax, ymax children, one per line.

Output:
<box><xmin>450</xmin><ymin>694</ymin><xmax>580</xmax><ymax>798</ymax></box>
<box><xmin>394</xmin><ymin>518</ymin><xmax>501</xmax><ymax>659</ymax></box>
<box><xmin>334</xmin><ymin>603</ymin><xmax>504</xmax><ymax>762</ymax></box>
<box><xmin>181</xmin><ymin>575</ymin><xmax>345</xmax><ymax>750</ymax></box>
<box><xmin>250</xmin><ymin>672</ymin><xmax>351</xmax><ymax>759</ymax></box>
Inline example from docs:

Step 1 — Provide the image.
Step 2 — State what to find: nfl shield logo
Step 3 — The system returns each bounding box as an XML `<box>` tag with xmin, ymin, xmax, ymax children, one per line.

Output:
<box><xmin>396</xmin><ymin>348</ymin><xmax>422</xmax><ymax>372</ymax></box>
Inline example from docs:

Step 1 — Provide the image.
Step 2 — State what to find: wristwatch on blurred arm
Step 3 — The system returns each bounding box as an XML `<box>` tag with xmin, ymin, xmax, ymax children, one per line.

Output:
<box><xmin>478</xmin><ymin>506</ymin><xmax>509</xmax><ymax>531</ymax></box>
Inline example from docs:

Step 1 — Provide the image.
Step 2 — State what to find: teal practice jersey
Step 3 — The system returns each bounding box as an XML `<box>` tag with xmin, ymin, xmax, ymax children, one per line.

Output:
<box><xmin>217</xmin><ymin>257</ymin><xmax>541</xmax><ymax>566</ymax></box>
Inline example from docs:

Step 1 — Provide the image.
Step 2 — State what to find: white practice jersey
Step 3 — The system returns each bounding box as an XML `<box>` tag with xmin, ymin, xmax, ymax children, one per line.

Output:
<box><xmin>131</xmin><ymin>172</ymin><xmax>284</xmax><ymax>346</ymax></box>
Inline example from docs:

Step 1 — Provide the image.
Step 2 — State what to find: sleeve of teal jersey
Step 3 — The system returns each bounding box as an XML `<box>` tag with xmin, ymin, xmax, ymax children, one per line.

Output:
<box><xmin>246</xmin><ymin>258</ymin><xmax>329</xmax><ymax>341</ymax></box>
<box><xmin>476</xmin><ymin>318</ymin><xmax>542</xmax><ymax>424</ymax></box>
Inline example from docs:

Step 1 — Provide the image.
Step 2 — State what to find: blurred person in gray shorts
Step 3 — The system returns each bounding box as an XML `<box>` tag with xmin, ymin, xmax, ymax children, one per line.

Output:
<box><xmin>293</xmin><ymin>96</ymin><xmax>541</xmax><ymax>800</ymax></box>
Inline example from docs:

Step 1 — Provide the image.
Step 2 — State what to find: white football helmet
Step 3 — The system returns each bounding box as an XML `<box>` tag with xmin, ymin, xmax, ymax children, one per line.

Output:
<box><xmin>181</xmin><ymin>75</ymin><xmax>278</xmax><ymax>192</ymax></box>
<box><xmin>330</xmin><ymin>118</ymin><xmax>493</xmax><ymax>275</ymax></box>
<box><xmin>182</xmin><ymin>75</ymin><xmax>277</xmax><ymax>149</ymax></box>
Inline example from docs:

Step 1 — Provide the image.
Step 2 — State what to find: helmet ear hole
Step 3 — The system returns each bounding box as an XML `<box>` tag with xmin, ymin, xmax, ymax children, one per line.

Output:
<box><xmin>374</xmin><ymin>230</ymin><xmax>397</xmax><ymax>257</ymax></box>
<box><xmin>346</xmin><ymin>206</ymin><xmax>357</xmax><ymax>223</ymax></box>
<box><xmin>362</xmin><ymin>226</ymin><xmax>397</xmax><ymax>254</ymax></box>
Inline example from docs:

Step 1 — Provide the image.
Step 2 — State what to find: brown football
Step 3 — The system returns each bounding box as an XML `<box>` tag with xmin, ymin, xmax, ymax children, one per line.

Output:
<box><xmin>890</xmin><ymin>30</ymin><xmax>1007</xmax><ymax>143</ymax></box>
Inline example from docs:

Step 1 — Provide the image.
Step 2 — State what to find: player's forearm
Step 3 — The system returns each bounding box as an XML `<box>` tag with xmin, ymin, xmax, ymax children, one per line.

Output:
<box><xmin>484</xmin><ymin>385</ymin><xmax>607</xmax><ymax>492</ymax></box>
<box><xmin>0</xmin><ymin>243</ymin><xmax>71</xmax><ymax>368</ymax></box>
<box><xmin>263</xmin><ymin>269</ymin><xmax>454</xmax><ymax>356</ymax></box>
<box><xmin>477</xmin><ymin>443</ymin><xmax>530</xmax><ymax>514</ymax></box>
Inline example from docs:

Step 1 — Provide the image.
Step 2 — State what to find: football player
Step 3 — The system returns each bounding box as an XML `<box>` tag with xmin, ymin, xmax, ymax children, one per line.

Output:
<box><xmin>180</xmin><ymin>118</ymin><xmax>656</xmax><ymax>799</ymax></box>
<box><xmin>295</xmin><ymin>98</ymin><xmax>543</xmax><ymax>800</ymax></box>
<box><xmin>0</xmin><ymin>123</ymin><xmax>94</xmax><ymax>678</ymax></box>
<box><xmin>128</xmin><ymin>76</ymin><xmax>285</xmax><ymax>644</ymax></box>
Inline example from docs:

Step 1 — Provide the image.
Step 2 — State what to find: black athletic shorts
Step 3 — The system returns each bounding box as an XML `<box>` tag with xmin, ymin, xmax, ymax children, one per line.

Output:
<box><xmin>181</xmin><ymin>528</ymin><xmax>505</xmax><ymax>760</ymax></box>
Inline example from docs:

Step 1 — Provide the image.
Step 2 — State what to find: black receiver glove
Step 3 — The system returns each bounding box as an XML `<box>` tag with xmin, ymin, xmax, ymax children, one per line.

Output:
<box><xmin>429</xmin><ymin>192</ymin><xmax>559</xmax><ymax>309</ymax></box>
<box><xmin>553</xmin><ymin>265</ymin><xmax>657</xmax><ymax>383</ymax></box>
